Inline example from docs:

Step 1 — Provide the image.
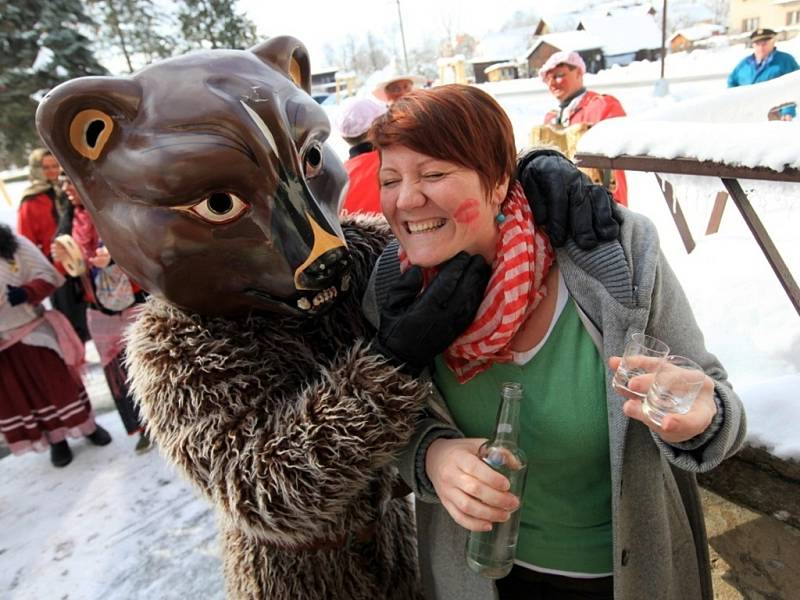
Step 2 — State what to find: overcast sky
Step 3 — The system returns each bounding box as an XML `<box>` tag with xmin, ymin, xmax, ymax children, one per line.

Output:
<box><xmin>238</xmin><ymin>0</ymin><xmax>559</xmax><ymax>67</ymax></box>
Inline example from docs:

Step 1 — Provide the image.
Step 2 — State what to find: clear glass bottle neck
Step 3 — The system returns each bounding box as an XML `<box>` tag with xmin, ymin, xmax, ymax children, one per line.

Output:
<box><xmin>493</xmin><ymin>384</ymin><xmax>522</xmax><ymax>445</ymax></box>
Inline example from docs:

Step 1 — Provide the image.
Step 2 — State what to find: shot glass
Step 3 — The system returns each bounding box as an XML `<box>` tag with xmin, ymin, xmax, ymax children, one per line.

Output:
<box><xmin>642</xmin><ymin>355</ymin><xmax>706</xmax><ymax>427</ymax></box>
<box><xmin>612</xmin><ymin>332</ymin><xmax>670</xmax><ymax>398</ymax></box>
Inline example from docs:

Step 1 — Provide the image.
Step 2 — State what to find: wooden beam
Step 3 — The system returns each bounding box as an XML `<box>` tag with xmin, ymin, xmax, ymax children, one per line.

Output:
<box><xmin>722</xmin><ymin>178</ymin><xmax>800</xmax><ymax>317</ymax></box>
<box><xmin>575</xmin><ymin>153</ymin><xmax>800</xmax><ymax>183</ymax></box>
<box><xmin>705</xmin><ymin>192</ymin><xmax>728</xmax><ymax>236</ymax></box>
<box><xmin>655</xmin><ymin>174</ymin><xmax>695</xmax><ymax>254</ymax></box>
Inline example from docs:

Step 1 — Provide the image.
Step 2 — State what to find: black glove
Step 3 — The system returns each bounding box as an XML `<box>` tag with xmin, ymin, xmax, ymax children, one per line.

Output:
<box><xmin>374</xmin><ymin>252</ymin><xmax>491</xmax><ymax>375</ymax></box>
<box><xmin>7</xmin><ymin>285</ymin><xmax>29</xmax><ymax>306</ymax></box>
<box><xmin>517</xmin><ymin>148</ymin><xmax>620</xmax><ymax>249</ymax></box>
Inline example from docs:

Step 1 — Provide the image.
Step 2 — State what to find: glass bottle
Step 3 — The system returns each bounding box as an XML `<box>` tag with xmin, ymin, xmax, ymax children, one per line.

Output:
<box><xmin>466</xmin><ymin>382</ymin><xmax>528</xmax><ymax>579</ymax></box>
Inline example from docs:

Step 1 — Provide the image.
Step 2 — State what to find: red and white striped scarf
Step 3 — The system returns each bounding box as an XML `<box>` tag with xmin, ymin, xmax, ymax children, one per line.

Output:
<box><xmin>398</xmin><ymin>181</ymin><xmax>554</xmax><ymax>383</ymax></box>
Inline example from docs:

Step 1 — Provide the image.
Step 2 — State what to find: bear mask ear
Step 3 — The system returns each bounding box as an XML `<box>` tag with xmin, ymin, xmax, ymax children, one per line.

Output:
<box><xmin>249</xmin><ymin>36</ymin><xmax>311</xmax><ymax>93</ymax></box>
<box><xmin>36</xmin><ymin>76</ymin><xmax>142</xmax><ymax>164</ymax></box>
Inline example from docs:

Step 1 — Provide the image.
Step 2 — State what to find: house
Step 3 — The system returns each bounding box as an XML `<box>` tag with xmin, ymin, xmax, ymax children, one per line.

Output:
<box><xmin>469</xmin><ymin>26</ymin><xmax>534</xmax><ymax>83</ymax></box>
<box><xmin>669</xmin><ymin>23</ymin><xmax>726</xmax><ymax>53</ymax></box>
<box><xmin>438</xmin><ymin>55</ymin><xmax>468</xmax><ymax>84</ymax></box>
<box><xmin>310</xmin><ymin>67</ymin><xmax>338</xmax><ymax>95</ymax></box>
<box><xmin>526</xmin><ymin>30</ymin><xmax>606</xmax><ymax>75</ymax></box>
<box><xmin>578</xmin><ymin>13</ymin><xmax>663</xmax><ymax>66</ymax></box>
<box><xmin>485</xmin><ymin>62</ymin><xmax>519</xmax><ymax>82</ymax></box>
<box><xmin>729</xmin><ymin>0</ymin><xmax>800</xmax><ymax>34</ymax></box>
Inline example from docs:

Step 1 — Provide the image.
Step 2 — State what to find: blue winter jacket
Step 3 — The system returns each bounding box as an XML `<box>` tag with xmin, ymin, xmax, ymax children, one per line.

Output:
<box><xmin>728</xmin><ymin>49</ymin><xmax>799</xmax><ymax>87</ymax></box>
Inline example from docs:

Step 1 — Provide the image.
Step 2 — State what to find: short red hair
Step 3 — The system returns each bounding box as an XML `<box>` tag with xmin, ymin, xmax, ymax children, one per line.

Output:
<box><xmin>368</xmin><ymin>84</ymin><xmax>517</xmax><ymax>197</ymax></box>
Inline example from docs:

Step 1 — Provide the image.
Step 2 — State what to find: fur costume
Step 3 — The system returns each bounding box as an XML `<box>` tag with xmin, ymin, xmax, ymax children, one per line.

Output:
<box><xmin>126</xmin><ymin>218</ymin><xmax>426</xmax><ymax>598</ymax></box>
<box><xmin>37</xmin><ymin>37</ymin><xmax>427</xmax><ymax>598</ymax></box>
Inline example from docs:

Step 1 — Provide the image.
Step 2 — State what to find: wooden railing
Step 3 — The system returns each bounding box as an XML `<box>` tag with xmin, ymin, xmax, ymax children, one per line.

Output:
<box><xmin>575</xmin><ymin>153</ymin><xmax>800</xmax><ymax>317</ymax></box>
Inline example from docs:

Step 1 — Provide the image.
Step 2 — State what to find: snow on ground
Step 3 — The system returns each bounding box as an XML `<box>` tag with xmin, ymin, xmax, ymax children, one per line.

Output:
<box><xmin>0</xmin><ymin>412</ymin><xmax>224</xmax><ymax>599</ymax></box>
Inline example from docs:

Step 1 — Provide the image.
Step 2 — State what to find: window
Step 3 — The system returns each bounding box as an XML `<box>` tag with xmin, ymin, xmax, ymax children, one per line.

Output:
<box><xmin>743</xmin><ymin>17</ymin><xmax>760</xmax><ymax>31</ymax></box>
<box><xmin>788</xmin><ymin>10</ymin><xmax>800</xmax><ymax>26</ymax></box>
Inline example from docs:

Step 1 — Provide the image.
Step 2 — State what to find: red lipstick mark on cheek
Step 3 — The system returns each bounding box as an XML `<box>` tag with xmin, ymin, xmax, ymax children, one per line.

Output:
<box><xmin>454</xmin><ymin>199</ymin><xmax>480</xmax><ymax>224</ymax></box>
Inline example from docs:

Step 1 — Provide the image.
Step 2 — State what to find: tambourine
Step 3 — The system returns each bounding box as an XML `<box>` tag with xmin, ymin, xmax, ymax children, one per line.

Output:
<box><xmin>53</xmin><ymin>234</ymin><xmax>86</xmax><ymax>276</ymax></box>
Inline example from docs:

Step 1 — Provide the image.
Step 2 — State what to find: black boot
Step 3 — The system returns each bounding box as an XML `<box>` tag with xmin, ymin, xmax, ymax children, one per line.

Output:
<box><xmin>50</xmin><ymin>440</ymin><xmax>73</xmax><ymax>467</ymax></box>
<box><xmin>134</xmin><ymin>431</ymin><xmax>153</xmax><ymax>455</ymax></box>
<box><xmin>86</xmin><ymin>424</ymin><xmax>112</xmax><ymax>446</ymax></box>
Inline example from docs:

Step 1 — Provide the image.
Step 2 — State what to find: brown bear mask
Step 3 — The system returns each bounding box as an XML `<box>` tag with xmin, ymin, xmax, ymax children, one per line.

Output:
<box><xmin>36</xmin><ymin>36</ymin><xmax>351</xmax><ymax>318</ymax></box>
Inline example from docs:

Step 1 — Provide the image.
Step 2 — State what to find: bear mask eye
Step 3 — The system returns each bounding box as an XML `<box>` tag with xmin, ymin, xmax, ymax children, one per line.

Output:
<box><xmin>189</xmin><ymin>192</ymin><xmax>249</xmax><ymax>224</ymax></box>
<box><xmin>303</xmin><ymin>142</ymin><xmax>323</xmax><ymax>179</ymax></box>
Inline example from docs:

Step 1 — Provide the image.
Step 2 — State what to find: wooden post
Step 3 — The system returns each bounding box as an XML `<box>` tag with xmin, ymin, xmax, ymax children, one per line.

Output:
<box><xmin>0</xmin><ymin>178</ymin><xmax>12</xmax><ymax>207</ymax></box>
<box><xmin>655</xmin><ymin>174</ymin><xmax>695</xmax><ymax>254</ymax></box>
<box><xmin>705</xmin><ymin>191</ymin><xmax>728</xmax><ymax>235</ymax></box>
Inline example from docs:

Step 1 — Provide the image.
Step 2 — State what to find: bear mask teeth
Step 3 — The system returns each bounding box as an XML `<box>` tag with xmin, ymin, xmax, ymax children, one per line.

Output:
<box><xmin>296</xmin><ymin>286</ymin><xmax>338</xmax><ymax>311</ymax></box>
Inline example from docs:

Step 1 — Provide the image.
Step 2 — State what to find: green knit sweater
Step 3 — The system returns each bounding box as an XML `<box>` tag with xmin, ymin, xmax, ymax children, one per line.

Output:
<box><xmin>434</xmin><ymin>299</ymin><xmax>613</xmax><ymax>575</ymax></box>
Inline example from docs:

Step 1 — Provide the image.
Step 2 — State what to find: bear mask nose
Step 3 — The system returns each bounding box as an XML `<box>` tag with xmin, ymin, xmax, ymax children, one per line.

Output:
<box><xmin>295</xmin><ymin>247</ymin><xmax>349</xmax><ymax>289</ymax></box>
<box><xmin>293</xmin><ymin>214</ymin><xmax>349</xmax><ymax>290</ymax></box>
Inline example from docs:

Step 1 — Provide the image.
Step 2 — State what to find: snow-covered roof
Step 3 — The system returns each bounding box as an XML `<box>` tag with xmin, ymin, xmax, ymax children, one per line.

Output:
<box><xmin>577</xmin><ymin>70</ymin><xmax>800</xmax><ymax>172</ymax></box>
<box><xmin>670</xmin><ymin>23</ymin><xmax>725</xmax><ymax>43</ymax></box>
<box><xmin>485</xmin><ymin>61</ymin><xmax>518</xmax><ymax>73</ymax></box>
<box><xmin>473</xmin><ymin>27</ymin><xmax>534</xmax><ymax>62</ymax></box>
<box><xmin>537</xmin><ymin>12</ymin><xmax>582</xmax><ymax>33</ymax></box>
<box><xmin>579</xmin><ymin>13</ymin><xmax>663</xmax><ymax>56</ymax></box>
<box><xmin>527</xmin><ymin>30</ymin><xmax>606</xmax><ymax>56</ymax></box>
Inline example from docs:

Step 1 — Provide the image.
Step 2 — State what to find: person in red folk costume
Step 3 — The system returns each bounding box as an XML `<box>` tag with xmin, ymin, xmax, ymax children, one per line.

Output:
<box><xmin>51</xmin><ymin>174</ymin><xmax>152</xmax><ymax>454</ymax></box>
<box><xmin>16</xmin><ymin>148</ymin><xmax>62</xmax><ymax>257</ymax></box>
<box><xmin>541</xmin><ymin>51</ymin><xmax>628</xmax><ymax>206</ymax></box>
<box><xmin>0</xmin><ymin>224</ymin><xmax>111</xmax><ymax>468</ymax></box>
<box><xmin>17</xmin><ymin>147</ymin><xmax>90</xmax><ymax>341</ymax></box>
<box><xmin>336</xmin><ymin>97</ymin><xmax>387</xmax><ymax>216</ymax></box>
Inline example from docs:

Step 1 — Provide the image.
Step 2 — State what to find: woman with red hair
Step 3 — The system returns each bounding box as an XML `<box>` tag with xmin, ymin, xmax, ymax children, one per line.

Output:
<box><xmin>364</xmin><ymin>85</ymin><xmax>744</xmax><ymax>600</ymax></box>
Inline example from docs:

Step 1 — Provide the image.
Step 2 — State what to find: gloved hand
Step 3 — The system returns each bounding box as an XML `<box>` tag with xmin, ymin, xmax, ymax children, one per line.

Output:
<box><xmin>6</xmin><ymin>284</ymin><xmax>29</xmax><ymax>306</ymax></box>
<box><xmin>374</xmin><ymin>252</ymin><xmax>491</xmax><ymax>375</ymax></box>
<box><xmin>517</xmin><ymin>148</ymin><xmax>620</xmax><ymax>249</ymax></box>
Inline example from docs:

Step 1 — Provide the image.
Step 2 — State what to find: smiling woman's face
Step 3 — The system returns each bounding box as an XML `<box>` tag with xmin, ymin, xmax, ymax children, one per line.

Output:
<box><xmin>379</xmin><ymin>145</ymin><xmax>506</xmax><ymax>267</ymax></box>
<box><xmin>41</xmin><ymin>154</ymin><xmax>61</xmax><ymax>184</ymax></box>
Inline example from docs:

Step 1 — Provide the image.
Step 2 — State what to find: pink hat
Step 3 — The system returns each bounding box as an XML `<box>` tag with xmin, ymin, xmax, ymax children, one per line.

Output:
<box><xmin>335</xmin><ymin>97</ymin><xmax>387</xmax><ymax>138</ymax></box>
<box><xmin>539</xmin><ymin>51</ymin><xmax>587</xmax><ymax>81</ymax></box>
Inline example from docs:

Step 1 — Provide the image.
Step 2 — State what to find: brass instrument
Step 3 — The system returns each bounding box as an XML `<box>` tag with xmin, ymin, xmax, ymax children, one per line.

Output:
<box><xmin>529</xmin><ymin>123</ymin><xmax>617</xmax><ymax>194</ymax></box>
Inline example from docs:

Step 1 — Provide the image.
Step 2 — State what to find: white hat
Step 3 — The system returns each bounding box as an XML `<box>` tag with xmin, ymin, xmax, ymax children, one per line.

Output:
<box><xmin>539</xmin><ymin>51</ymin><xmax>587</xmax><ymax>80</ymax></box>
<box><xmin>372</xmin><ymin>74</ymin><xmax>426</xmax><ymax>102</ymax></box>
<box><xmin>335</xmin><ymin>97</ymin><xmax>388</xmax><ymax>138</ymax></box>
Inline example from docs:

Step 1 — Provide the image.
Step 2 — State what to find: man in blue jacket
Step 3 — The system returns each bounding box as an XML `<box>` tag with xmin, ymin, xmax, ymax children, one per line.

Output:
<box><xmin>728</xmin><ymin>28</ymin><xmax>799</xmax><ymax>87</ymax></box>
<box><xmin>728</xmin><ymin>28</ymin><xmax>799</xmax><ymax>117</ymax></box>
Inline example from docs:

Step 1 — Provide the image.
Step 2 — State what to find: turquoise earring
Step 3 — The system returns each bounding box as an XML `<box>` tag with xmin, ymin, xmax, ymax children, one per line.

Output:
<box><xmin>495</xmin><ymin>212</ymin><xmax>506</xmax><ymax>225</ymax></box>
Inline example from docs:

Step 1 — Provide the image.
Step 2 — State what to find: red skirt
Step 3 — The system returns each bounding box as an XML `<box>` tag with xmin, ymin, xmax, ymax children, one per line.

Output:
<box><xmin>0</xmin><ymin>341</ymin><xmax>95</xmax><ymax>455</ymax></box>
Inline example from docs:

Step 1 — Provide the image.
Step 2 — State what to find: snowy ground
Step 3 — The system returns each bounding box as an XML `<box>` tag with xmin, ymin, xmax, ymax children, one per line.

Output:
<box><xmin>0</xmin><ymin>410</ymin><xmax>224</xmax><ymax>600</ymax></box>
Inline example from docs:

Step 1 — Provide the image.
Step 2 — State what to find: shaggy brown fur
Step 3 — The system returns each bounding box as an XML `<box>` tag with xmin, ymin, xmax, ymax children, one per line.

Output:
<box><xmin>126</xmin><ymin>217</ymin><xmax>426</xmax><ymax>599</ymax></box>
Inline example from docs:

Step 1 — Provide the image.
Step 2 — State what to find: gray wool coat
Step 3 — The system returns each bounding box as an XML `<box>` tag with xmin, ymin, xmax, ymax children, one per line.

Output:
<box><xmin>364</xmin><ymin>206</ymin><xmax>746</xmax><ymax>600</ymax></box>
